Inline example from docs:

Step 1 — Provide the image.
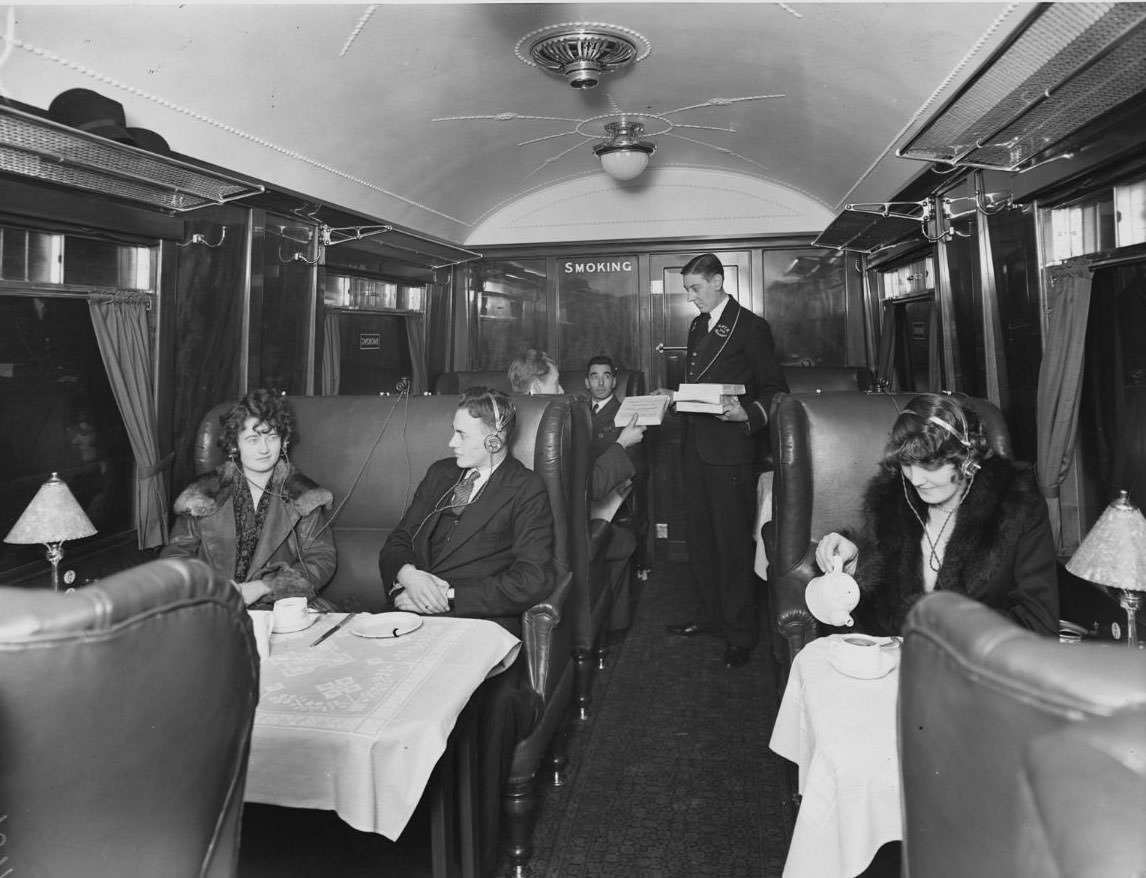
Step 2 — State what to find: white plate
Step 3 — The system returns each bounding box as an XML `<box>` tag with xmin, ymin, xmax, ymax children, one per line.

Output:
<box><xmin>350</xmin><ymin>611</ymin><xmax>424</xmax><ymax>639</ymax></box>
<box><xmin>272</xmin><ymin>609</ymin><xmax>321</xmax><ymax>634</ymax></box>
<box><xmin>828</xmin><ymin>644</ymin><xmax>900</xmax><ymax>679</ymax></box>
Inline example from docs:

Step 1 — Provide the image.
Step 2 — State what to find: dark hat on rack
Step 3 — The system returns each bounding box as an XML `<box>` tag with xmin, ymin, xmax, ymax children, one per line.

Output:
<box><xmin>127</xmin><ymin>127</ymin><xmax>171</xmax><ymax>156</ymax></box>
<box><xmin>48</xmin><ymin>88</ymin><xmax>134</xmax><ymax>143</ymax></box>
<box><xmin>47</xmin><ymin>88</ymin><xmax>171</xmax><ymax>155</ymax></box>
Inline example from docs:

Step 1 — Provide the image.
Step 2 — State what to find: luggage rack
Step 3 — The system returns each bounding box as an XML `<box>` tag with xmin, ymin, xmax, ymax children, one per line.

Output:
<box><xmin>0</xmin><ymin>102</ymin><xmax>264</xmax><ymax>213</ymax></box>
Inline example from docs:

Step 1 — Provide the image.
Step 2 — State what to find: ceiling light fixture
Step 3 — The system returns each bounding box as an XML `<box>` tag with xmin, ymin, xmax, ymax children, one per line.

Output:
<box><xmin>593</xmin><ymin>120</ymin><xmax>656</xmax><ymax>181</ymax></box>
<box><xmin>516</xmin><ymin>22</ymin><xmax>651</xmax><ymax>89</ymax></box>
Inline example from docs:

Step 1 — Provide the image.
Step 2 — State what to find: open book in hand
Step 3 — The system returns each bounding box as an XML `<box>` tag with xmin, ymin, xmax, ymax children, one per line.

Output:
<box><xmin>673</xmin><ymin>383</ymin><xmax>746</xmax><ymax>414</ymax></box>
<box><xmin>613</xmin><ymin>394</ymin><xmax>671</xmax><ymax>426</ymax></box>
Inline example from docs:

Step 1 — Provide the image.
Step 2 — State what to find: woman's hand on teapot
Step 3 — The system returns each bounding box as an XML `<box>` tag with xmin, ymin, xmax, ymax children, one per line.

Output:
<box><xmin>816</xmin><ymin>533</ymin><xmax>858</xmax><ymax>575</ymax></box>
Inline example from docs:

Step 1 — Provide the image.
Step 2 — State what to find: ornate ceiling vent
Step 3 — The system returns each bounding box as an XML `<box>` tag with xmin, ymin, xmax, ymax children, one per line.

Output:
<box><xmin>516</xmin><ymin>22</ymin><xmax>651</xmax><ymax>89</ymax></box>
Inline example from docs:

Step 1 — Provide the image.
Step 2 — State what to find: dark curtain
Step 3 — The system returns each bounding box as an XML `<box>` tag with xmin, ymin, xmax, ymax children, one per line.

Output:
<box><xmin>1035</xmin><ymin>258</ymin><xmax>1093</xmax><ymax>548</ymax></box>
<box><xmin>88</xmin><ymin>292</ymin><xmax>169</xmax><ymax>548</ymax></box>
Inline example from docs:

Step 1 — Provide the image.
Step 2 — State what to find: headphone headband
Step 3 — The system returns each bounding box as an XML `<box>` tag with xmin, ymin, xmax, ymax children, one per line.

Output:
<box><xmin>927</xmin><ymin>414</ymin><xmax>971</xmax><ymax>447</ymax></box>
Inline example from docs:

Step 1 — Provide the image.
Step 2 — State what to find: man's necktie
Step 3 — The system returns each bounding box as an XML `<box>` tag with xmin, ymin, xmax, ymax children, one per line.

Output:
<box><xmin>696</xmin><ymin>312</ymin><xmax>711</xmax><ymax>335</ymax></box>
<box><xmin>447</xmin><ymin>470</ymin><xmax>479</xmax><ymax>515</ymax></box>
<box><xmin>593</xmin><ymin>402</ymin><xmax>601</xmax><ymax>414</ymax></box>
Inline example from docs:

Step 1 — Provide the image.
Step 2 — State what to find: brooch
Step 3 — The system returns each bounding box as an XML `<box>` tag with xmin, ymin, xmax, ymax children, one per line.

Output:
<box><xmin>714</xmin><ymin>324</ymin><xmax>731</xmax><ymax>338</ymax></box>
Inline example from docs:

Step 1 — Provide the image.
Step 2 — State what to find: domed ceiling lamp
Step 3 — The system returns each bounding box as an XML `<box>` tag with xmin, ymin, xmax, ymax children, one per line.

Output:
<box><xmin>593</xmin><ymin>120</ymin><xmax>656</xmax><ymax>181</ymax></box>
<box><xmin>516</xmin><ymin>22</ymin><xmax>651</xmax><ymax>89</ymax></box>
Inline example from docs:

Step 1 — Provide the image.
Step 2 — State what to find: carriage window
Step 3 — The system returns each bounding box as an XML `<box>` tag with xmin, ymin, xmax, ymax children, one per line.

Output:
<box><xmin>763</xmin><ymin>249</ymin><xmax>847</xmax><ymax>367</ymax></box>
<box><xmin>318</xmin><ymin>271</ymin><xmax>422</xmax><ymax>395</ymax></box>
<box><xmin>471</xmin><ymin>258</ymin><xmax>546</xmax><ymax>371</ymax></box>
<box><xmin>0</xmin><ymin>295</ymin><xmax>134</xmax><ymax>576</ymax></box>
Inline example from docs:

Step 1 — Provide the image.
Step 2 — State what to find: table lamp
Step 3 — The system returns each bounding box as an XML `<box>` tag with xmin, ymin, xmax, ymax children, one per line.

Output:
<box><xmin>4</xmin><ymin>472</ymin><xmax>97</xmax><ymax>590</ymax></box>
<box><xmin>1065</xmin><ymin>490</ymin><xmax>1146</xmax><ymax>648</ymax></box>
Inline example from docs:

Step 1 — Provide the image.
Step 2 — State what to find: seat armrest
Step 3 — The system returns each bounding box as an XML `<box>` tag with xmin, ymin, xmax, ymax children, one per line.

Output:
<box><xmin>769</xmin><ymin>541</ymin><xmax>820</xmax><ymax>656</ymax></box>
<box><xmin>521</xmin><ymin>570</ymin><xmax>573</xmax><ymax>702</ymax></box>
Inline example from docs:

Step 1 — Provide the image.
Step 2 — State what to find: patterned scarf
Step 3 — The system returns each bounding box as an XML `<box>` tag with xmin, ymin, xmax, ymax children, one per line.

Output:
<box><xmin>233</xmin><ymin>479</ymin><xmax>272</xmax><ymax>581</ymax></box>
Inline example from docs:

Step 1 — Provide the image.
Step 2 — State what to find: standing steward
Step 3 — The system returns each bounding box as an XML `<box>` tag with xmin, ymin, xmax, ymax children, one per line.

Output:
<box><xmin>656</xmin><ymin>253</ymin><xmax>788</xmax><ymax>668</ymax></box>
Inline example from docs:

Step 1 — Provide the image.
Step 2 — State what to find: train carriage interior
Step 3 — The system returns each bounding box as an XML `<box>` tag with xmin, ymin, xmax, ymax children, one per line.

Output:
<box><xmin>2</xmin><ymin>3</ymin><xmax>1146</xmax><ymax>877</ymax></box>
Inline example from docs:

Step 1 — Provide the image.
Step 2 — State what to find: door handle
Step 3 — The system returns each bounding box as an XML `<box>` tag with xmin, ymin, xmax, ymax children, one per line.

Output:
<box><xmin>656</xmin><ymin>343</ymin><xmax>687</xmax><ymax>354</ymax></box>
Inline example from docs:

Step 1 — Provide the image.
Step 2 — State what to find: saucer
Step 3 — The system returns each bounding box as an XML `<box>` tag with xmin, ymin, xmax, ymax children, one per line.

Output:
<box><xmin>273</xmin><ymin>609</ymin><xmax>321</xmax><ymax>634</ymax></box>
<box><xmin>828</xmin><ymin>644</ymin><xmax>899</xmax><ymax>679</ymax></box>
<box><xmin>350</xmin><ymin>611</ymin><xmax>423</xmax><ymax>639</ymax></box>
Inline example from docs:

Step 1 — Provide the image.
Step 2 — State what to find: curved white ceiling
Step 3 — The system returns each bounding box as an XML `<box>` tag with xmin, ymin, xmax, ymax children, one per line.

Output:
<box><xmin>0</xmin><ymin>2</ymin><xmax>1030</xmax><ymax>245</ymax></box>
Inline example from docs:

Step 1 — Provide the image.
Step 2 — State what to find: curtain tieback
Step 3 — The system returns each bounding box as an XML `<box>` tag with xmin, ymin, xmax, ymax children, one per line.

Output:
<box><xmin>137</xmin><ymin>451</ymin><xmax>175</xmax><ymax>480</ymax></box>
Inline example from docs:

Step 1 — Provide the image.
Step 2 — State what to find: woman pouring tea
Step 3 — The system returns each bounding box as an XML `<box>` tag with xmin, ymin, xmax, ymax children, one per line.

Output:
<box><xmin>814</xmin><ymin>393</ymin><xmax>1058</xmax><ymax>636</ymax></box>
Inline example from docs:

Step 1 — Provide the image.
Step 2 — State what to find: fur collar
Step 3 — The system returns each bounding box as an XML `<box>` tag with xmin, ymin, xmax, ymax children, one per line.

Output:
<box><xmin>861</xmin><ymin>456</ymin><xmax>1041</xmax><ymax>603</ymax></box>
<box><xmin>173</xmin><ymin>460</ymin><xmax>332</xmax><ymax>518</ymax></box>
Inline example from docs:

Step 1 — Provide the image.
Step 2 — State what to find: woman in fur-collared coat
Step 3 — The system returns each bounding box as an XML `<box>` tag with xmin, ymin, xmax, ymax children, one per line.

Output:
<box><xmin>815</xmin><ymin>393</ymin><xmax>1058</xmax><ymax>637</ymax></box>
<box><xmin>161</xmin><ymin>389</ymin><xmax>337</xmax><ymax>610</ymax></box>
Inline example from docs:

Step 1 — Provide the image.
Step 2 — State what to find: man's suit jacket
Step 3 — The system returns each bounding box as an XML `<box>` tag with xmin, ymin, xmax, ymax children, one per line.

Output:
<box><xmin>378</xmin><ymin>456</ymin><xmax>553</xmax><ymax>632</ymax></box>
<box><xmin>588</xmin><ymin>396</ymin><xmax>639</xmax><ymax>501</ymax></box>
<box><xmin>684</xmin><ymin>295</ymin><xmax>788</xmax><ymax>466</ymax></box>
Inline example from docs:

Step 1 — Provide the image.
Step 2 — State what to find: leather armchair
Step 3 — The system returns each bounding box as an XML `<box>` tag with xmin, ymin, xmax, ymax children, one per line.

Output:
<box><xmin>900</xmin><ymin>591</ymin><xmax>1146</xmax><ymax>878</ymax></box>
<box><xmin>763</xmin><ymin>391</ymin><xmax>1011</xmax><ymax>672</ymax></box>
<box><xmin>0</xmin><ymin>557</ymin><xmax>258</xmax><ymax>878</ymax></box>
<box><xmin>191</xmin><ymin>393</ymin><xmax>576</xmax><ymax>876</ymax></box>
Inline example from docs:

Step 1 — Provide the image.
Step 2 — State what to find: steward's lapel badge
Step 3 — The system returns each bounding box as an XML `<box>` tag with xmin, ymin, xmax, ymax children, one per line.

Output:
<box><xmin>714</xmin><ymin>323</ymin><xmax>731</xmax><ymax>338</ymax></box>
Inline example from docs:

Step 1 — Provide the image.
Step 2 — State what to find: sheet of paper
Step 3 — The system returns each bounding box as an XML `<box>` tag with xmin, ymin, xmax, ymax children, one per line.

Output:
<box><xmin>613</xmin><ymin>394</ymin><xmax>670</xmax><ymax>426</ymax></box>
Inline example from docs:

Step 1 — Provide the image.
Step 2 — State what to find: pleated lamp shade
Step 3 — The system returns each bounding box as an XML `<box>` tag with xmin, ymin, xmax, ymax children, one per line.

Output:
<box><xmin>4</xmin><ymin>473</ymin><xmax>97</xmax><ymax>545</ymax></box>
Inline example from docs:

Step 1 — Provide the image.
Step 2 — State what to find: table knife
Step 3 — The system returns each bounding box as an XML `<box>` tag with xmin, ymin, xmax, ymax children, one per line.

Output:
<box><xmin>310</xmin><ymin>612</ymin><xmax>358</xmax><ymax>647</ymax></box>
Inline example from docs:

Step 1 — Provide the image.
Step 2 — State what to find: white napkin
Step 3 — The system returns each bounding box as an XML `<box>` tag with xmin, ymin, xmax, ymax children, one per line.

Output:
<box><xmin>248</xmin><ymin>610</ymin><xmax>273</xmax><ymax>660</ymax></box>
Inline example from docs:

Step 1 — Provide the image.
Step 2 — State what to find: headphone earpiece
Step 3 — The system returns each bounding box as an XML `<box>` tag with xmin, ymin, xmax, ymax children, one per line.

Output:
<box><xmin>960</xmin><ymin>456</ymin><xmax>980</xmax><ymax>479</ymax></box>
<box><xmin>483</xmin><ymin>391</ymin><xmax>508</xmax><ymax>454</ymax></box>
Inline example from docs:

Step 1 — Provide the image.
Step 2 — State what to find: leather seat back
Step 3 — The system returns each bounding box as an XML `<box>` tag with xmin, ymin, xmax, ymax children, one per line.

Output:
<box><xmin>191</xmin><ymin>394</ymin><xmax>577</xmax><ymax>612</ymax></box>
<box><xmin>0</xmin><ymin>558</ymin><xmax>258</xmax><ymax>878</ymax></box>
<box><xmin>900</xmin><ymin>591</ymin><xmax>1146</xmax><ymax>878</ymax></box>
<box><xmin>433</xmin><ymin>366</ymin><xmax>645</xmax><ymax>401</ymax></box>
<box><xmin>781</xmin><ymin>365</ymin><xmax>873</xmax><ymax>394</ymax></box>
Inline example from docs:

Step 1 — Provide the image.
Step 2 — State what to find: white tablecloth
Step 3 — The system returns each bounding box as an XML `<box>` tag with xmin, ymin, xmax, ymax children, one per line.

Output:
<box><xmin>769</xmin><ymin>635</ymin><xmax>902</xmax><ymax>878</ymax></box>
<box><xmin>754</xmin><ymin>471</ymin><xmax>773</xmax><ymax>579</ymax></box>
<box><xmin>245</xmin><ymin>614</ymin><xmax>521</xmax><ymax>840</ymax></box>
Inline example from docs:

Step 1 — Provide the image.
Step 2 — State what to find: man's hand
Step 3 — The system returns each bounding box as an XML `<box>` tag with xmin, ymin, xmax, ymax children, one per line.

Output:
<box><xmin>717</xmin><ymin>395</ymin><xmax>748</xmax><ymax>422</ymax></box>
<box><xmin>615</xmin><ymin>414</ymin><xmax>646</xmax><ymax>448</ymax></box>
<box><xmin>236</xmin><ymin>580</ymin><xmax>271</xmax><ymax>606</ymax></box>
<box><xmin>396</xmin><ymin>564</ymin><xmax>451</xmax><ymax>614</ymax></box>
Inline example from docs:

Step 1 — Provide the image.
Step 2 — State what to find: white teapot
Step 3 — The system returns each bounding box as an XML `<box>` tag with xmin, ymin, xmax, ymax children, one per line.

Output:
<box><xmin>805</xmin><ymin>556</ymin><xmax>860</xmax><ymax>627</ymax></box>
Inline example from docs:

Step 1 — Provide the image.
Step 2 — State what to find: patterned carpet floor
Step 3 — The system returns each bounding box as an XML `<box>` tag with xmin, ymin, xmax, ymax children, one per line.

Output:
<box><xmin>238</xmin><ymin>552</ymin><xmax>797</xmax><ymax>877</ymax></box>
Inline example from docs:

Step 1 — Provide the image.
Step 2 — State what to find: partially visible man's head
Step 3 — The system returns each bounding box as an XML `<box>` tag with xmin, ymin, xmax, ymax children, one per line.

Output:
<box><xmin>450</xmin><ymin>386</ymin><xmax>515</xmax><ymax>468</ymax></box>
<box><xmin>681</xmin><ymin>253</ymin><xmax>727</xmax><ymax>314</ymax></box>
<box><xmin>584</xmin><ymin>355</ymin><xmax>616</xmax><ymax>402</ymax></box>
<box><xmin>508</xmin><ymin>349</ymin><xmax>562</xmax><ymax>395</ymax></box>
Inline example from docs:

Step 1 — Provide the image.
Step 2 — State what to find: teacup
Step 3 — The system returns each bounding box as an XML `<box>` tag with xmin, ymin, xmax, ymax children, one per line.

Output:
<box><xmin>829</xmin><ymin>633</ymin><xmax>886</xmax><ymax>677</ymax></box>
<box><xmin>805</xmin><ymin>557</ymin><xmax>860</xmax><ymax>627</ymax></box>
<box><xmin>272</xmin><ymin>597</ymin><xmax>309</xmax><ymax>633</ymax></box>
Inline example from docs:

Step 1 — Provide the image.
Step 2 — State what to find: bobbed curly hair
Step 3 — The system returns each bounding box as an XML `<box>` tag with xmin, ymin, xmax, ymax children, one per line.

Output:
<box><xmin>218</xmin><ymin>388</ymin><xmax>296</xmax><ymax>456</ymax></box>
<box><xmin>880</xmin><ymin>392</ymin><xmax>989</xmax><ymax>478</ymax></box>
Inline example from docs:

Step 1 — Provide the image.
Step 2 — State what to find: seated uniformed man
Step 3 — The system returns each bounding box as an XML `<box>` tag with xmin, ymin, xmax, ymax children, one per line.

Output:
<box><xmin>508</xmin><ymin>349</ymin><xmax>642</xmax><ymax>629</ymax></box>
<box><xmin>585</xmin><ymin>354</ymin><xmax>651</xmax><ymax>580</ymax></box>
<box><xmin>378</xmin><ymin>386</ymin><xmax>552</xmax><ymax>871</ymax></box>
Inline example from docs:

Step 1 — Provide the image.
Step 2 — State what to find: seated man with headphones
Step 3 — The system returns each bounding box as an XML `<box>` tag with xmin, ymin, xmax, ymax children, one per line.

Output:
<box><xmin>378</xmin><ymin>386</ymin><xmax>552</xmax><ymax>873</ymax></box>
<box><xmin>815</xmin><ymin>392</ymin><xmax>1059</xmax><ymax>636</ymax></box>
<box><xmin>379</xmin><ymin>386</ymin><xmax>552</xmax><ymax>635</ymax></box>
